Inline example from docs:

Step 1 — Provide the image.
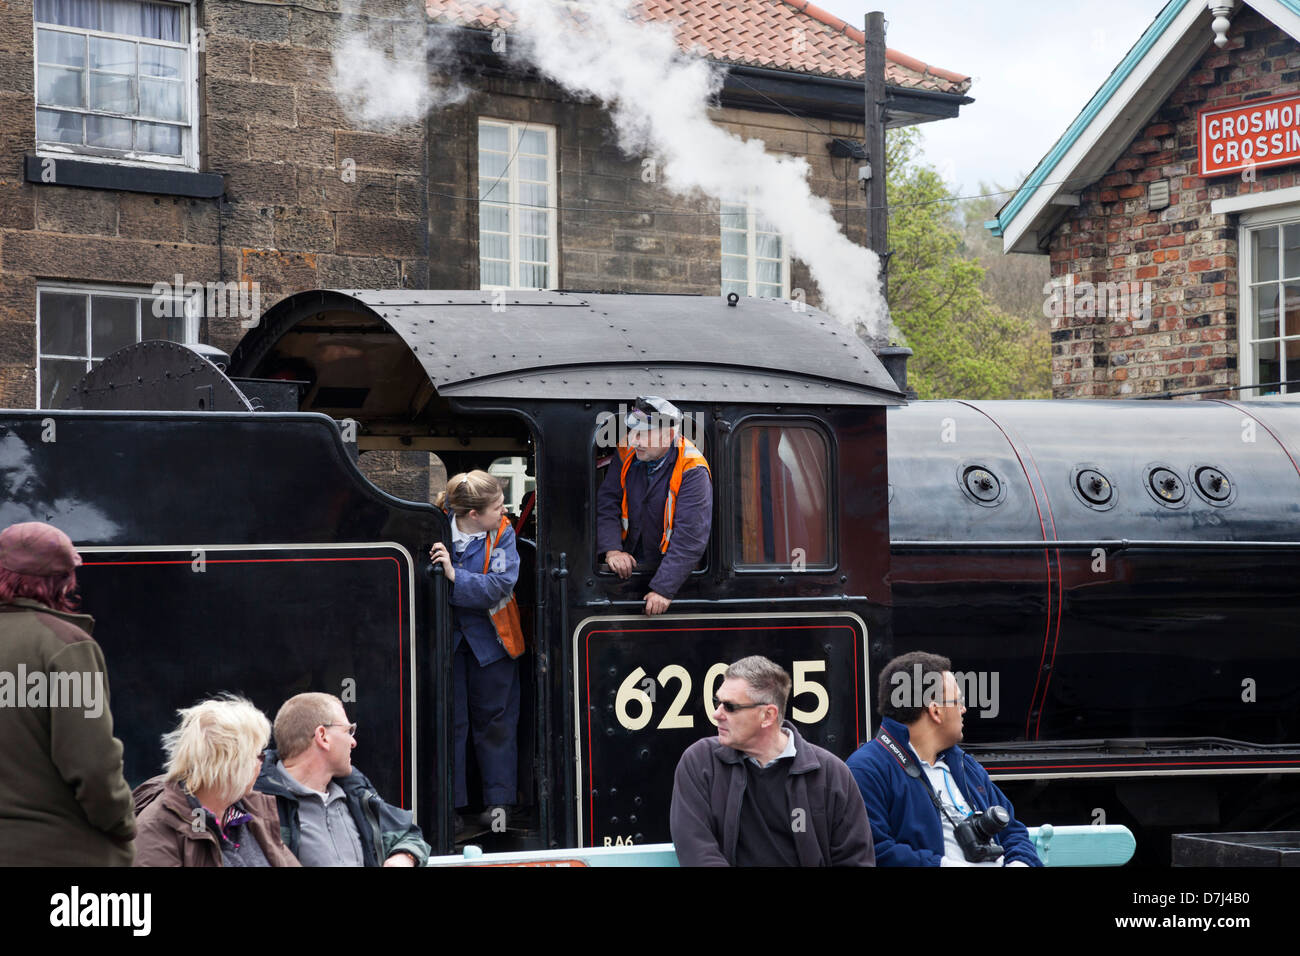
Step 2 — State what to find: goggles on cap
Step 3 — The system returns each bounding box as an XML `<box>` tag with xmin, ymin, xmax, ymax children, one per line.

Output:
<box><xmin>625</xmin><ymin>396</ymin><xmax>682</xmax><ymax>431</ymax></box>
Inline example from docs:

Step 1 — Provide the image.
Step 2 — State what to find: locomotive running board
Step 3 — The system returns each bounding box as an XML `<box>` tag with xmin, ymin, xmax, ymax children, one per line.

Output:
<box><xmin>966</xmin><ymin>736</ymin><xmax>1300</xmax><ymax>780</ymax></box>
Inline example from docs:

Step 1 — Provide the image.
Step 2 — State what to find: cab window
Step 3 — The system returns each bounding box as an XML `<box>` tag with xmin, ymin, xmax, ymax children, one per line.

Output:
<box><xmin>735</xmin><ymin>423</ymin><xmax>832</xmax><ymax>570</ymax></box>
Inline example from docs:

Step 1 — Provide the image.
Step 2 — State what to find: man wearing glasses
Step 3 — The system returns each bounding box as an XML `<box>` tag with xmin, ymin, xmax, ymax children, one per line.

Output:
<box><xmin>255</xmin><ymin>693</ymin><xmax>430</xmax><ymax>867</ymax></box>
<box><xmin>845</xmin><ymin>651</ymin><xmax>1041</xmax><ymax>867</ymax></box>
<box><xmin>669</xmin><ymin>656</ymin><xmax>874</xmax><ymax>866</ymax></box>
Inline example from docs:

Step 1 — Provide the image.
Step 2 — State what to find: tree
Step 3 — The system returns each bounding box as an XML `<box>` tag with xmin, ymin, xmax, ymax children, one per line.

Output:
<box><xmin>884</xmin><ymin>128</ymin><xmax>1049</xmax><ymax>399</ymax></box>
<box><xmin>960</xmin><ymin>183</ymin><xmax>1054</xmax><ymax>330</ymax></box>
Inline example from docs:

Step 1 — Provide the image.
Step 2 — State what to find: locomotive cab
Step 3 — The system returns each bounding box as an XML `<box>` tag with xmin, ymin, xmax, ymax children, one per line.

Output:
<box><xmin>228</xmin><ymin>289</ymin><xmax>905</xmax><ymax>850</ymax></box>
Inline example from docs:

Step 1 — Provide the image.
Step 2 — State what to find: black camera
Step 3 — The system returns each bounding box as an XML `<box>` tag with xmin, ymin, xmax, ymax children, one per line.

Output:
<box><xmin>953</xmin><ymin>805</ymin><xmax>1010</xmax><ymax>863</ymax></box>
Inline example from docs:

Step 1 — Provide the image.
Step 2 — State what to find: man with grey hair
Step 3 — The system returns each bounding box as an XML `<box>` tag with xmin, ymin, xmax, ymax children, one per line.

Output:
<box><xmin>669</xmin><ymin>655</ymin><xmax>874</xmax><ymax>866</ymax></box>
<box><xmin>255</xmin><ymin>692</ymin><xmax>429</xmax><ymax>867</ymax></box>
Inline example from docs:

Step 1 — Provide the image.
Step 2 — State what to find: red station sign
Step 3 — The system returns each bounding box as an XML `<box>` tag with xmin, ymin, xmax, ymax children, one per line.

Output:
<box><xmin>1199</xmin><ymin>94</ymin><xmax>1300</xmax><ymax>177</ymax></box>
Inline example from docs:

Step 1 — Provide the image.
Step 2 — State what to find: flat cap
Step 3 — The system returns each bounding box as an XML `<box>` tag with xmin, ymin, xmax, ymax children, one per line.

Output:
<box><xmin>626</xmin><ymin>395</ymin><xmax>682</xmax><ymax>431</ymax></box>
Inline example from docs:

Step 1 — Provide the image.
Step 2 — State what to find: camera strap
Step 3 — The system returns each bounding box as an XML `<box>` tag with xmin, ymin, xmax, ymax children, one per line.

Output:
<box><xmin>874</xmin><ymin>729</ymin><xmax>963</xmax><ymax>829</ymax></box>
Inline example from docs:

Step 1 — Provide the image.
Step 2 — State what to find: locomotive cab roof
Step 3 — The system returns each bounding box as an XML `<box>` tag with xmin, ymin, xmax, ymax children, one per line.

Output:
<box><xmin>228</xmin><ymin>290</ymin><xmax>905</xmax><ymax>435</ymax></box>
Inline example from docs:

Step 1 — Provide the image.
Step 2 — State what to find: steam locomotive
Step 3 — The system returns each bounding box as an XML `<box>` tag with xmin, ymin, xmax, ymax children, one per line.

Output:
<box><xmin>7</xmin><ymin>289</ymin><xmax>1297</xmax><ymax>863</ymax></box>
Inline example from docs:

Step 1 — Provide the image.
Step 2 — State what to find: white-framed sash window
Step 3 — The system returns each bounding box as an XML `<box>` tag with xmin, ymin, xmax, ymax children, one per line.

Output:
<box><xmin>1237</xmin><ymin>204</ymin><xmax>1300</xmax><ymax>399</ymax></box>
<box><xmin>37</xmin><ymin>282</ymin><xmax>198</xmax><ymax>409</ymax></box>
<box><xmin>721</xmin><ymin>202</ymin><xmax>789</xmax><ymax>300</ymax></box>
<box><xmin>478</xmin><ymin>119</ymin><xmax>558</xmax><ymax>290</ymax></box>
<box><xmin>34</xmin><ymin>0</ymin><xmax>198</xmax><ymax>168</ymax></box>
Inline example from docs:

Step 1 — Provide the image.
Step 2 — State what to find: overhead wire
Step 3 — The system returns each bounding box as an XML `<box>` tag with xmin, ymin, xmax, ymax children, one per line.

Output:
<box><xmin>429</xmin><ymin>167</ymin><xmax>1105</xmax><ymax>218</ymax></box>
<box><xmin>431</xmin><ymin>68</ymin><xmax>1100</xmax><ymax>217</ymax></box>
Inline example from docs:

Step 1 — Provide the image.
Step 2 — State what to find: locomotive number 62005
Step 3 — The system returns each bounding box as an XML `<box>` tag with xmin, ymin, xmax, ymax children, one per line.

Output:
<box><xmin>613</xmin><ymin>660</ymin><xmax>831</xmax><ymax>731</ymax></box>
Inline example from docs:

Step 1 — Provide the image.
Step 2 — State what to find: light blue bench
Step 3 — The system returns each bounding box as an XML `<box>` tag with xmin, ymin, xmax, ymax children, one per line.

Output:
<box><xmin>426</xmin><ymin>824</ymin><xmax>1136</xmax><ymax>867</ymax></box>
<box><xmin>1028</xmin><ymin>824</ymin><xmax>1135</xmax><ymax>866</ymax></box>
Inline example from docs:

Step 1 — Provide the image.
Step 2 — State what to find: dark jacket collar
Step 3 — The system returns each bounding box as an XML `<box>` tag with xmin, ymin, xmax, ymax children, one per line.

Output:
<box><xmin>714</xmin><ymin>720</ymin><xmax>820</xmax><ymax>774</ymax></box>
<box><xmin>632</xmin><ymin>442</ymin><xmax>679</xmax><ymax>478</ymax></box>
<box><xmin>255</xmin><ymin>749</ymin><xmax>366</xmax><ymax>800</ymax></box>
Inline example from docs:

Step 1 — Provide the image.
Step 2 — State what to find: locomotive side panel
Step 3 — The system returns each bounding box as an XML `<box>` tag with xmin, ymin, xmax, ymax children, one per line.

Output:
<box><xmin>81</xmin><ymin>544</ymin><xmax>416</xmax><ymax>807</ymax></box>
<box><xmin>887</xmin><ymin>402</ymin><xmax>1053</xmax><ymax>742</ymax></box>
<box><xmin>888</xmin><ymin>400</ymin><xmax>1300</xmax><ymax>748</ymax></box>
<box><xmin>573</xmin><ymin>612</ymin><xmax>867</xmax><ymax>847</ymax></box>
<box><xmin>0</xmin><ymin>412</ymin><xmax>445</xmax><ymax>826</ymax></box>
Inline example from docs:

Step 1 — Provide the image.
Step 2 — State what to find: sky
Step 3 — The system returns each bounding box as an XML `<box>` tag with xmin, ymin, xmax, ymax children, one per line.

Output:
<box><xmin>820</xmin><ymin>0</ymin><xmax>1173</xmax><ymax>204</ymax></box>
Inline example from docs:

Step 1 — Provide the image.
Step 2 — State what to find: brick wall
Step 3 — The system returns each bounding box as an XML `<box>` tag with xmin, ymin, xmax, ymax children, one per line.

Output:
<box><xmin>429</xmin><ymin>73</ymin><xmax>868</xmax><ymax>304</ymax></box>
<box><xmin>1047</xmin><ymin>10</ymin><xmax>1300</xmax><ymax>398</ymax></box>
<box><xmin>0</xmin><ymin>0</ymin><xmax>428</xmax><ymax>407</ymax></box>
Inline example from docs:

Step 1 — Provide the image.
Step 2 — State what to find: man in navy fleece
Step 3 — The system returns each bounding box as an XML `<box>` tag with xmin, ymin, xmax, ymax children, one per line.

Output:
<box><xmin>846</xmin><ymin>651</ymin><xmax>1042</xmax><ymax>867</ymax></box>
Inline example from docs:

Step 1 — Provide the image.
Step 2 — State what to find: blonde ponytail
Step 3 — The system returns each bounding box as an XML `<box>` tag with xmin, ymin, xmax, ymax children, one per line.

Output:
<box><xmin>437</xmin><ymin>470</ymin><xmax>504</xmax><ymax>516</ymax></box>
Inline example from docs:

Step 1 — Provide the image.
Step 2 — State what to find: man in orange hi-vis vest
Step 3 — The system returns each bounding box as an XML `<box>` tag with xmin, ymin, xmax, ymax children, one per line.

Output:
<box><xmin>596</xmin><ymin>396</ymin><xmax>713</xmax><ymax>615</ymax></box>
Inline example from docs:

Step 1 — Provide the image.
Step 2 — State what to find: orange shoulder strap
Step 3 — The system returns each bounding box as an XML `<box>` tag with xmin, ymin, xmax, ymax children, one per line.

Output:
<box><xmin>482</xmin><ymin>515</ymin><xmax>512</xmax><ymax>573</ymax></box>
<box><xmin>618</xmin><ymin>446</ymin><xmax>636</xmax><ymax>541</ymax></box>
<box><xmin>660</xmin><ymin>436</ymin><xmax>710</xmax><ymax>552</ymax></box>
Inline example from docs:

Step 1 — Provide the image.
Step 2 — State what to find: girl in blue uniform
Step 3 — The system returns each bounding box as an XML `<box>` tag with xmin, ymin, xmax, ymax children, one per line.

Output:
<box><xmin>429</xmin><ymin>470</ymin><xmax>521</xmax><ymax>829</ymax></box>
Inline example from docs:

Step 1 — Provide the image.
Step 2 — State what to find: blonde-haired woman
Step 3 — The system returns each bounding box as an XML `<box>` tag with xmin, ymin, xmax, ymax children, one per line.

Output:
<box><xmin>429</xmin><ymin>470</ymin><xmax>522</xmax><ymax>832</ymax></box>
<box><xmin>132</xmin><ymin>695</ymin><xmax>299</xmax><ymax>866</ymax></box>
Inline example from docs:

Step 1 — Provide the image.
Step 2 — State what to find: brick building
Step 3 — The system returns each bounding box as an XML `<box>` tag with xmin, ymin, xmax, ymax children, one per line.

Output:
<box><xmin>987</xmin><ymin>0</ymin><xmax>1300</xmax><ymax>400</ymax></box>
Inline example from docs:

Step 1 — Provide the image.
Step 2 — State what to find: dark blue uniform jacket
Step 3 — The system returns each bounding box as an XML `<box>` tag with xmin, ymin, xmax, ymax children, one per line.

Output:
<box><xmin>595</xmin><ymin>443</ymin><xmax>712</xmax><ymax>600</ymax></box>
<box><xmin>448</xmin><ymin>521</ymin><xmax>520</xmax><ymax>667</ymax></box>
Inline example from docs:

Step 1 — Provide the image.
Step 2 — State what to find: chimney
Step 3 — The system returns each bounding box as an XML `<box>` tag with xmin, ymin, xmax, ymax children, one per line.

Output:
<box><xmin>876</xmin><ymin>345</ymin><xmax>917</xmax><ymax>399</ymax></box>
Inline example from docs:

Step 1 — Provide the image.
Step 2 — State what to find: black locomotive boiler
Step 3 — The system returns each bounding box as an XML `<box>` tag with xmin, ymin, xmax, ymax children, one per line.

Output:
<box><xmin>4</xmin><ymin>289</ymin><xmax>1298</xmax><ymax>862</ymax></box>
<box><xmin>887</xmin><ymin>399</ymin><xmax>1300</xmax><ymax>858</ymax></box>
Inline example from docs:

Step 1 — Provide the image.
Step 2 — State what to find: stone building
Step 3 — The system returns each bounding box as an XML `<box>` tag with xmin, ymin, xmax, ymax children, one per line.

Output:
<box><xmin>987</xmin><ymin>0</ymin><xmax>1300</xmax><ymax>400</ymax></box>
<box><xmin>426</xmin><ymin>0</ymin><xmax>972</xmax><ymax>304</ymax></box>
<box><xmin>1</xmin><ymin>0</ymin><xmax>430</xmax><ymax>412</ymax></box>
<box><xmin>0</xmin><ymin>0</ymin><xmax>969</xmax><ymax>422</ymax></box>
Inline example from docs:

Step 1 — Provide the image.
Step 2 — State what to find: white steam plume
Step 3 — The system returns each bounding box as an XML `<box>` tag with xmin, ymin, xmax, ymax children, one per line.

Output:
<box><xmin>500</xmin><ymin>0</ymin><xmax>890</xmax><ymax>339</ymax></box>
<box><xmin>332</xmin><ymin>2</ymin><xmax>468</xmax><ymax>131</ymax></box>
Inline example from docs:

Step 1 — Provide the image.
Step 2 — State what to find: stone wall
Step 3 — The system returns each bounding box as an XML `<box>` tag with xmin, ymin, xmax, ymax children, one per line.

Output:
<box><xmin>357</xmin><ymin>448</ymin><xmax>445</xmax><ymax>502</ymax></box>
<box><xmin>0</xmin><ymin>0</ymin><xmax>429</xmax><ymax>407</ymax></box>
<box><xmin>1</xmin><ymin>0</ymin><xmax>873</xmax><ymax>408</ymax></box>
<box><xmin>428</xmin><ymin>73</ymin><xmax>868</xmax><ymax>305</ymax></box>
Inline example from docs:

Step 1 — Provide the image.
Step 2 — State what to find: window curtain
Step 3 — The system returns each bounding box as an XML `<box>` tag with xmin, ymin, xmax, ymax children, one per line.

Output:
<box><xmin>738</xmin><ymin>426</ymin><xmax>828</xmax><ymax>566</ymax></box>
<box><xmin>35</xmin><ymin>0</ymin><xmax>96</xmax><ymax>28</ymax></box>
<box><xmin>36</xmin><ymin>0</ymin><xmax>183</xmax><ymax>41</ymax></box>
<box><xmin>776</xmin><ymin>428</ymin><xmax>825</xmax><ymax>561</ymax></box>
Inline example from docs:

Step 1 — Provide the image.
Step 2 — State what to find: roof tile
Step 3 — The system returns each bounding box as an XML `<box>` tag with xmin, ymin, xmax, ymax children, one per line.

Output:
<box><xmin>427</xmin><ymin>0</ymin><xmax>971</xmax><ymax>94</ymax></box>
